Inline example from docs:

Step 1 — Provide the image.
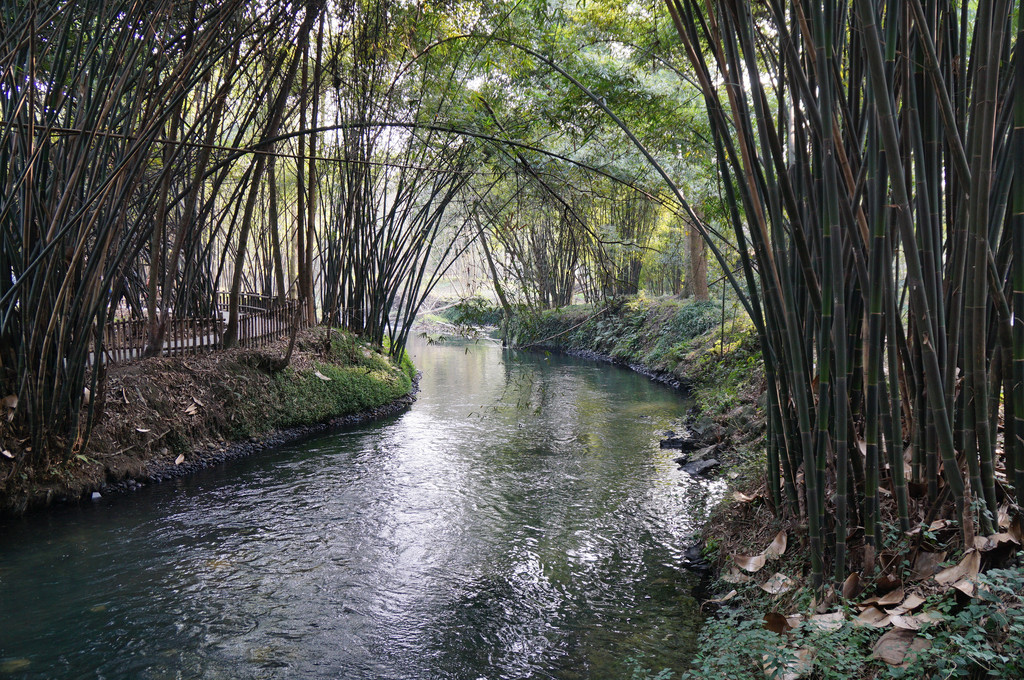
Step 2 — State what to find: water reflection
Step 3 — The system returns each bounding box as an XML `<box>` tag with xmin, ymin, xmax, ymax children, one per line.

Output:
<box><xmin>0</xmin><ymin>338</ymin><xmax>723</xmax><ymax>679</ymax></box>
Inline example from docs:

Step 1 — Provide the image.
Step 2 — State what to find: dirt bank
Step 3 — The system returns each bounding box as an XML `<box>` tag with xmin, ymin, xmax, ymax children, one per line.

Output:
<box><xmin>1</xmin><ymin>327</ymin><xmax>417</xmax><ymax>514</ymax></box>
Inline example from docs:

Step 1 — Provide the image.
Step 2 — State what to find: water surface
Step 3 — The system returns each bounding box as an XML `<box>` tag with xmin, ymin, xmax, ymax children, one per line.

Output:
<box><xmin>0</xmin><ymin>339</ymin><xmax>722</xmax><ymax>678</ymax></box>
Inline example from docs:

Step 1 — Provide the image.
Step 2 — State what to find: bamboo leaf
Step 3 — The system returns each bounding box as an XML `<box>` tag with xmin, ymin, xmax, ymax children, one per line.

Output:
<box><xmin>765</xmin><ymin>531</ymin><xmax>788</xmax><ymax>559</ymax></box>
<box><xmin>733</xmin><ymin>553</ymin><xmax>767</xmax><ymax>573</ymax></box>
<box><xmin>934</xmin><ymin>551</ymin><xmax>981</xmax><ymax>586</ymax></box>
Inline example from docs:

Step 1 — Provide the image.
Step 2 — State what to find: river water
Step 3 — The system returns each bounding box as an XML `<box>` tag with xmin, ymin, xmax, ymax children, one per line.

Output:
<box><xmin>0</xmin><ymin>339</ymin><xmax>722</xmax><ymax>679</ymax></box>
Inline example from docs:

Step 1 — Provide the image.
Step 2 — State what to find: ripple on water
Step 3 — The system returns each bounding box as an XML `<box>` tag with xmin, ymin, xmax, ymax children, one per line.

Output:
<box><xmin>0</xmin><ymin>339</ymin><xmax>718</xmax><ymax>679</ymax></box>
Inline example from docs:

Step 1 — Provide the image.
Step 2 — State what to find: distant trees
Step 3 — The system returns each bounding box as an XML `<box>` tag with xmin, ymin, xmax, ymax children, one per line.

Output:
<box><xmin>455</xmin><ymin>1</ymin><xmax>720</xmax><ymax>311</ymax></box>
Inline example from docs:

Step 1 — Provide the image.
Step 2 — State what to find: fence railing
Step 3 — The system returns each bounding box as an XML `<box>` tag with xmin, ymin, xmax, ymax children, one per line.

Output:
<box><xmin>215</xmin><ymin>291</ymin><xmax>283</xmax><ymax>313</ymax></box>
<box><xmin>233</xmin><ymin>298</ymin><xmax>304</xmax><ymax>350</ymax></box>
<box><xmin>102</xmin><ymin>295</ymin><xmax>305</xmax><ymax>365</ymax></box>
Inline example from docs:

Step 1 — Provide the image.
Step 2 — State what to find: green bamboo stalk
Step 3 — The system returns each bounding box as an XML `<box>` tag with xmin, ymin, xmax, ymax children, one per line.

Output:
<box><xmin>854</xmin><ymin>0</ymin><xmax>967</xmax><ymax>532</ymax></box>
<box><xmin>1013</xmin><ymin>0</ymin><xmax>1024</xmax><ymax>508</ymax></box>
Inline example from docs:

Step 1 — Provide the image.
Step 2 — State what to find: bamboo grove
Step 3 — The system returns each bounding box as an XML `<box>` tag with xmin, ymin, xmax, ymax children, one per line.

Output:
<box><xmin>0</xmin><ymin>0</ymin><xmax>491</xmax><ymax>469</ymax></box>
<box><xmin>664</xmin><ymin>0</ymin><xmax>1023</xmax><ymax>585</ymax></box>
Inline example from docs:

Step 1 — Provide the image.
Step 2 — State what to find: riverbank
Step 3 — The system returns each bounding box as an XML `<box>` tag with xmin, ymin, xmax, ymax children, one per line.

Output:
<box><xmin>1</xmin><ymin>327</ymin><xmax>417</xmax><ymax>514</ymax></box>
<box><xmin>506</xmin><ymin>295</ymin><xmax>766</xmax><ymax>470</ymax></box>
<box><xmin>507</xmin><ymin>296</ymin><xmax>1024</xmax><ymax>679</ymax></box>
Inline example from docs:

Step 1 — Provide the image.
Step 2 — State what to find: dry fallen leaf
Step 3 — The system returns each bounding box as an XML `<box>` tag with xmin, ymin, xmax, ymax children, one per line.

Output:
<box><xmin>877</xmin><ymin>587</ymin><xmax>906</xmax><ymax>607</ymax></box>
<box><xmin>913</xmin><ymin>611</ymin><xmax>944</xmax><ymax>626</ymax></box>
<box><xmin>863</xmin><ymin>587</ymin><xmax>905</xmax><ymax>608</ymax></box>
<box><xmin>874</xmin><ymin>573</ymin><xmax>902</xmax><ymax>592</ymax></box>
<box><xmin>765</xmin><ymin>531</ymin><xmax>788</xmax><ymax>560</ymax></box>
<box><xmin>764</xmin><ymin>611</ymin><xmax>793</xmax><ymax>634</ymax></box>
<box><xmin>707</xmin><ymin>589</ymin><xmax>737</xmax><ymax>604</ymax></box>
<box><xmin>734</xmin><ymin>552</ymin><xmax>768</xmax><ymax>573</ymax></box>
<box><xmin>733</xmin><ymin>491</ymin><xmax>759</xmax><ymax>503</ymax></box>
<box><xmin>951</xmin><ymin>579</ymin><xmax>976</xmax><ymax>598</ymax></box>
<box><xmin>855</xmin><ymin>606</ymin><xmax>891</xmax><ymax>628</ymax></box>
<box><xmin>872</xmin><ymin>628</ymin><xmax>921</xmax><ymax>665</ymax></box>
<box><xmin>721</xmin><ymin>568</ymin><xmax>752</xmax><ymax>584</ymax></box>
<box><xmin>910</xmin><ymin>550</ymin><xmax>947</xmax><ymax>581</ymax></box>
<box><xmin>998</xmin><ymin>504</ymin><xmax>1011</xmax><ymax>530</ymax></box>
<box><xmin>842</xmin><ymin>572</ymin><xmax>862</xmax><ymax>599</ymax></box>
<box><xmin>889</xmin><ymin>614</ymin><xmax>921</xmax><ymax>631</ymax></box>
<box><xmin>808</xmin><ymin>611</ymin><xmax>845</xmax><ymax>632</ymax></box>
<box><xmin>889</xmin><ymin>592</ymin><xmax>926</xmax><ymax>615</ymax></box>
<box><xmin>314</xmin><ymin>370</ymin><xmax>332</xmax><ymax>382</ymax></box>
<box><xmin>989</xmin><ymin>532</ymin><xmax>1021</xmax><ymax>547</ymax></box>
<box><xmin>1</xmin><ymin>449</ymin><xmax>13</xmax><ymax>460</ymax></box>
<box><xmin>136</xmin><ymin>427</ymin><xmax>151</xmax><ymax>434</ymax></box>
<box><xmin>761</xmin><ymin>572</ymin><xmax>797</xmax><ymax>595</ymax></box>
<box><xmin>934</xmin><ymin>551</ymin><xmax>980</xmax><ymax>586</ymax></box>
<box><xmin>174</xmin><ymin>454</ymin><xmax>185</xmax><ymax>465</ymax></box>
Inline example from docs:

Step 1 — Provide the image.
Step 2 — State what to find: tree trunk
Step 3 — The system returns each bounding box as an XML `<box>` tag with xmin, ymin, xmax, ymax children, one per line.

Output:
<box><xmin>268</xmin><ymin>153</ymin><xmax>286</xmax><ymax>303</ymax></box>
<box><xmin>224</xmin><ymin>0</ymin><xmax>324</xmax><ymax>347</ymax></box>
<box><xmin>684</xmin><ymin>210</ymin><xmax>709</xmax><ymax>301</ymax></box>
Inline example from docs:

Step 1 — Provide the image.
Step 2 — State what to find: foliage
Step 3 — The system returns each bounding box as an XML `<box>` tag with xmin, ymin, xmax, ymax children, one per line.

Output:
<box><xmin>438</xmin><ymin>297</ymin><xmax>504</xmax><ymax>327</ymax></box>
<box><xmin>682</xmin><ymin>558</ymin><xmax>1024</xmax><ymax>680</ymax></box>
<box><xmin>457</xmin><ymin>0</ymin><xmax>720</xmax><ymax>312</ymax></box>
<box><xmin>891</xmin><ymin>562</ymin><xmax>1024</xmax><ymax>679</ymax></box>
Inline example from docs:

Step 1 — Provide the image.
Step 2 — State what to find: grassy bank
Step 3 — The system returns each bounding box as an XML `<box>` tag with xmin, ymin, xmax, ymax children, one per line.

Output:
<box><xmin>1</xmin><ymin>327</ymin><xmax>416</xmax><ymax>513</ymax></box>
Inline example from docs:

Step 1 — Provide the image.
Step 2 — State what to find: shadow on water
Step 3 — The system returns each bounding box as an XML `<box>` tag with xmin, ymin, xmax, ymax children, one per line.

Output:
<box><xmin>0</xmin><ymin>338</ymin><xmax>724</xmax><ymax>679</ymax></box>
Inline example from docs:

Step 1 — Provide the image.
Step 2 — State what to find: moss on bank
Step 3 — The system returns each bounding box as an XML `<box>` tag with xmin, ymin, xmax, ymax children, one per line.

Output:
<box><xmin>1</xmin><ymin>327</ymin><xmax>416</xmax><ymax>513</ymax></box>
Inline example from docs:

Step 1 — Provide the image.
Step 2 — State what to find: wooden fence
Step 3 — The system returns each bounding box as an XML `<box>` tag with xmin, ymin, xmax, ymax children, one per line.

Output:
<box><xmin>233</xmin><ymin>298</ymin><xmax>304</xmax><ymax>350</ymax></box>
<box><xmin>101</xmin><ymin>295</ymin><xmax>305</xmax><ymax>365</ymax></box>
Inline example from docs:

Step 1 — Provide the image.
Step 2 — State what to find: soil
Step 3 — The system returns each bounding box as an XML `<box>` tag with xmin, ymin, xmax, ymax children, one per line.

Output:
<box><xmin>1</xmin><ymin>328</ymin><xmax>417</xmax><ymax>515</ymax></box>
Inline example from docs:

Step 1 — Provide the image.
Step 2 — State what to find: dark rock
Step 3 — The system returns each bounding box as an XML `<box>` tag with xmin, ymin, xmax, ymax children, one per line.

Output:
<box><xmin>688</xmin><ymin>419</ymin><xmax>715</xmax><ymax>437</ymax></box>
<box><xmin>690</xmin><ymin>444</ymin><xmax>719</xmax><ymax>461</ymax></box>
<box><xmin>681</xmin><ymin>459</ymin><xmax>721</xmax><ymax>476</ymax></box>
<box><xmin>681</xmin><ymin>541</ymin><xmax>714</xmax><ymax>579</ymax></box>
<box><xmin>673</xmin><ymin>455</ymin><xmax>689</xmax><ymax>466</ymax></box>
<box><xmin>659</xmin><ymin>436</ymin><xmax>701</xmax><ymax>451</ymax></box>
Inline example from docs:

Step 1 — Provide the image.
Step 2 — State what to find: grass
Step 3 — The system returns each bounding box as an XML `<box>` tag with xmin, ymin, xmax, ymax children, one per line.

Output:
<box><xmin>217</xmin><ymin>329</ymin><xmax>415</xmax><ymax>437</ymax></box>
<box><xmin>673</xmin><ymin>557</ymin><xmax>1024</xmax><ymax>679</ymax></box>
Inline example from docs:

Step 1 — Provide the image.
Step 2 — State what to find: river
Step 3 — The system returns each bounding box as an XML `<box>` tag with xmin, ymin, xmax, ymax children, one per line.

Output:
<box><xmin>0</xmin><ymin>338</ymin><xmax>723</xmax><ymax>679</ymax></box>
